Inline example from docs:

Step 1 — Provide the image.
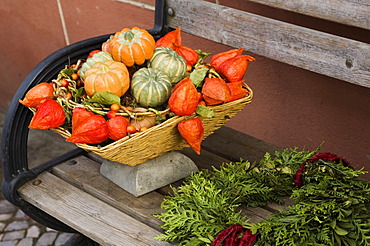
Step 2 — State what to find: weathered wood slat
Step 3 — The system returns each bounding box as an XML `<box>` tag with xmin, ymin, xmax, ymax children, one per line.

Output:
<box><xmin>17</xmin><ymin>128</ymin><xmax>292</xmax><ymax>245</ymax></box>
<box><xmin>201</xmin><ymin>126</ymin><xmax>283</xmax><ymax>163</ymax></box>
<box><xmin>265</xmin><ymin>197</ymin><xmax>295</xmax><ymax>212</ymax></box>
<box><xmin>18</xmin><ymin>172</ymin><xmax>171</xmax><ymax>246</ymax></box>
<box><xmin>50</xmin><ymin>149</ymin><xmax>282</xmax><ymax>236</ymax></box>
<box><xmin>158</xmin><ymin>147</ymin><xmax>231</xmax><ymax>195</ymax></box>
<box><xmin>51</xmin><ymin>155</ymin><xmax>166</xmax><ymax>230</ymax></box>
<box><xmin>180</xmin><ymin>146</ymin><xmax>231</xmax><ymax>170</ymax></box>
<box><xmin>159</xmin><ymin>125</ymin><xmax>281</xmax><ymax>194</ymax></box>
<box><xmin>242</xmin><ymin>206</ymin><xmax>274</xmax><ymax>223</ymax></box>
<box><xmin>166</xmin><ymin>0</ymin><xmax>370</xmax><ymax>88</ymax></box>
<box><xmin>246</xmin><ymin>0</ymin><xmax>370</xmax><ymax>30</ymax></box>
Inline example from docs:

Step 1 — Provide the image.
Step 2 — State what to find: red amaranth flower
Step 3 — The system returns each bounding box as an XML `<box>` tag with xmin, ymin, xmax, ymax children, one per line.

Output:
<box><xmin>306</xmin><ymin>152</ymin><xmax>351</xmax><ymax>167</ymax></box>
<box><xmin>294</xmin><ymin>163</ymin><xmax>306</xmax><ymax>188</ymax></box>
<box><xmin>211</xmin><ymin>224</ymin><xmax>258</xmax><ymax>246</ymax></box>
<box><xmin>294</xmin><ymin>152</ymin><xmax>352</xmax><ymax>188</ymax></box>
<box><xmin>239</xmin><ymin>229</ymin><xmax>258</xmax><ymax>246</ymax></box>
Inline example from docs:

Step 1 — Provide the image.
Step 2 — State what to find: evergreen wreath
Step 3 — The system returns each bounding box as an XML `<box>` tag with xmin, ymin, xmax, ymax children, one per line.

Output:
<box><xmin>154</xmin><ymin>147</ymin><xmax>370</xmax><ymax>246</ymax></box>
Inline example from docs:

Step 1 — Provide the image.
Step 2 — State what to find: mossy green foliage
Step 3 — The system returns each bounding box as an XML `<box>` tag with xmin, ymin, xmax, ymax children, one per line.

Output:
<box><xmin>154</xmin><ymin>147</ymin><xmax>370</xmax><ymax>246</ymax></box>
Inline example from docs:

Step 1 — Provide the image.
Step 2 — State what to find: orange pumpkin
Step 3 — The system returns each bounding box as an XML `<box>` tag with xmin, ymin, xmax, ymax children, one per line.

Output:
<box><xmin>109</xmin><ymin>27</ymin><xmax>156</xmax><ymax>67</ymax></box>
<box><xmin>84</xmin><ymin>60</ymin><xmax>130</xmax><ymax>97</ymax></box>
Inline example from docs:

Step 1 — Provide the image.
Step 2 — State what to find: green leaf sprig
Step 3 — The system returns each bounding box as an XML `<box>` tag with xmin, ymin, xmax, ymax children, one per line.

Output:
<box><xmin>154</xmin><ymin>147</ymin><xmax>370</xmax><ymax>246</ymax></box>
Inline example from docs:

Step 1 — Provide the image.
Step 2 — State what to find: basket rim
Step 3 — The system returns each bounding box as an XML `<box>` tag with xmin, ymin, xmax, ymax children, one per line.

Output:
<box><xmin>66</xmin><ymin>99</ymin><xmax>171</xmax><ymax>118</ymax></box>
<box><xmin>53</xmin><ymin>83</ymin><xmax>253</xmax><ymax>152</ymax></box>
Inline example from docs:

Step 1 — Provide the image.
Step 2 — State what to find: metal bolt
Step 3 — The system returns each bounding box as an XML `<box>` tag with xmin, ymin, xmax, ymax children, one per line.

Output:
<box><xmin>345</xmin><ymin>58</ymin><xmax>353</xmax><ymax>69</ymax></box>
<box><xmin>167</xmin><ymin>7</ymin><xmax>174</xmax><ymax>16</ymax></box>
<box><xmin>67</xmin><ymin>160</ymin><xmax>77</xmax><ymax>165</ymax></box>
<box><xmin>32</xmin><ymin>179</ymin><xmax>42</xmax><ymax>186</ymax></box>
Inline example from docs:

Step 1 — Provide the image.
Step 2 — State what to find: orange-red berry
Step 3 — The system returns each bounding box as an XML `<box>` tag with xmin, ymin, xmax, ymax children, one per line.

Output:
<box><xmin>127</xmin><ymin>125</ymin><xmax>137</xmax><ymax>134</ymax></box>
<box><xmin>110</xmin><ymin>103</ymin><xmax>120</xmax><ymax>111</ymax></box>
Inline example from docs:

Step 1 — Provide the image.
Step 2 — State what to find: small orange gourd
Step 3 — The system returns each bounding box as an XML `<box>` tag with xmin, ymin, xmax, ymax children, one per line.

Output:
<box><xmin>84</xmin><ymin>60</ymin><xmax>130</xmax><ymax>97</ymax></box>
<box><xmin>109</xmin><ymin>27</ymin><xmax>156</xmax><ymax>67</ymax></box>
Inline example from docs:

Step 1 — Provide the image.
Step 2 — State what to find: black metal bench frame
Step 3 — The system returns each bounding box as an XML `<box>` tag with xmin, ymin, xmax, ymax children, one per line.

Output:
<box><xmin>1</xmin><ymin>0</ymin><xmax>171</xmax><ymax>233</ymax></box>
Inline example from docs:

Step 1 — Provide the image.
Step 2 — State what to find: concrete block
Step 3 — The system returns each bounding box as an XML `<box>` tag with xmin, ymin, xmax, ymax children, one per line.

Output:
<box><xmin>100</xmin><ymin>151</ymin><xmax>198</xmax><ymax>197</ymax></box>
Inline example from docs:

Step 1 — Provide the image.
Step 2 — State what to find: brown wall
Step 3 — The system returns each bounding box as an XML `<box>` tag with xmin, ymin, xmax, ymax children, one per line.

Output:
<box><xmin>1</xmin><ymin>0</ymin><xmax>369</xmax><ymax>178</ymax></box>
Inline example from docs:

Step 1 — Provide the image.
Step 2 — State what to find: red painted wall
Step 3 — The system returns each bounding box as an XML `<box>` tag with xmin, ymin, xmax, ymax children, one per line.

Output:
<box><xmin>1</xmin><ymin>0</ymin><xmax>369</xmax><ymax>178</ymax></box>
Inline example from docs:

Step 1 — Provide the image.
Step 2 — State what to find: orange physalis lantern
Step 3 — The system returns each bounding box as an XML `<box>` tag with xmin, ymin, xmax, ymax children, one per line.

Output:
<box><xmin>19</xmin><ymin>82</ymin><xmax>54</xmax><ymax>108</ymax></box>
<box><xmin>28</xmin><ymin>99</ymin><xmax>65</xmax><ymax>129</ymax></box>
<box><xmin>201</xmin><ymin>78</ymin><xmax>231</xmax><ymax>105</ymax></box>
<box><xmin>168</xmin><ymin>77</ymin><xmax>199</xmax><ymax>116</ymax></box>
<box><xmin>67</xmin><ymin>108</ymin><xmax>109</xmax><ymax>144</ymax></box>
<box><xmin>107</xmin><ymin>116</ymin><xmax>129</xmax><ymax>141</ymax></box>
<box><xmin>174</xmin><ymin>44</ymin><xmax>199</xmax><ymax>67</ymax></box>
<box><xmin>218</xmin><ymin>55</ymin><xmax>255</xmax><ymax>82</ymax></box>
<box><xmin>226</xmin><ymin>81</ymin><xmax>249</xmax><ymax>102</ymax></box>
<box><xmin>156</xmin><ymin>26</ymin><xmax>182</xmax><ymax>49</ymax></box>
<box><xmin>178</xmin><ymin>118</ymin><xmax>204</xmax><ymax>155</ymax></box>
<box><xmin>210</xmin><ymin>48</ymin><xmax>243</xmax><ymax>71</ymax></box>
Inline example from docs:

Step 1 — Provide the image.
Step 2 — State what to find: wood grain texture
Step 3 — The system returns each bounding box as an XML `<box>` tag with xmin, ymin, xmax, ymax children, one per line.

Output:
<box><xmin>180</xmin><ymin>147</ymin><xmax>231</xmax><ymax>170</ymax></box>
<box><xmin>166</xmin><ymin>0</ymin><xmax>370</xmax><ymax>88</ymax></box>
<box><xmin>51</xmin><ymin>155</ymin><xmax>165</xmax><ymax>230</ymax></box>
<box><xmin>246</xmin><ymin>0</ymin><xmax>370</xmax><ymax>30</ymax></box>
<box><xmin>242</xmin><ymin>206</ymin><xmax>274</xmax><ymax>223</ymax></box>
<box><xmin>201</xmin><ymin>126</ymin><xmax>283</xmax><ymax>163</ymax></box>
<box><xmin>16</xmin><ymin>127</ymin><xmax>293</xmax><ymax>244</ymax></box>
<box><xmin>18</xmin><ymin>172</ymin><xmax>171</xmax><ymax>246</ymax></box>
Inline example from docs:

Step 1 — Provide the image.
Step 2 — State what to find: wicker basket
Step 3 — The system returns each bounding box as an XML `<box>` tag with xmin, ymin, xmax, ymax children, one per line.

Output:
<box><xmin>53</xmin><ymin>84</ymin><xmax>253</xmax><ymax>166</ymax></box>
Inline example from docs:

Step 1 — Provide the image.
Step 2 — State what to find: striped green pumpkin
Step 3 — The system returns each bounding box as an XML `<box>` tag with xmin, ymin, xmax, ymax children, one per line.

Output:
<box><xmin>148</xmin><ymin>46</ymin><xmax>186</xmax><ymax>84</ymax></box>
<box><xmin>131</xmin><ymin>68</ymin><xmax>172</xmax><ymax>107</ymax></box>
<box><xmin>80</xmin><ymin>51</ymin><xmax>113</xmax><ymax>80</ymax></box>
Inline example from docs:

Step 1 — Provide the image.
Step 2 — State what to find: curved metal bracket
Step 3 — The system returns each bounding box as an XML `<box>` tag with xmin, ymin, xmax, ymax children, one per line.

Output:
<box><xmin>1</xmin><ymin>0</ymin><xmax>171</xmax><ymax>232</ymax></box>
<box><xmin>1</xmin><ymin>34</ymin><xmax>109</xmax><ymax>232</ymax></box>
<box><xmin>148</xmin><ymin>0</ymin><xmax>173</xmax><ymax>39</ymax></box>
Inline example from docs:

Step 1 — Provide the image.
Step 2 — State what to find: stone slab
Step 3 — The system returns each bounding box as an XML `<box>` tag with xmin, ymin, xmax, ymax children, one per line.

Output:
<box><xmin>100</xmin><ymin>151</ymin><xmax>199</xmax><ymax>197</ymax></box>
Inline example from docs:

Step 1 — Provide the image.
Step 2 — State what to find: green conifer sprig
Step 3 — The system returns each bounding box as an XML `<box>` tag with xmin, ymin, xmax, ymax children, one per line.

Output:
<box><xmin>154</xmin><ymin>147</ymin><xmax>370</xmax><ymax>246</ymax></box>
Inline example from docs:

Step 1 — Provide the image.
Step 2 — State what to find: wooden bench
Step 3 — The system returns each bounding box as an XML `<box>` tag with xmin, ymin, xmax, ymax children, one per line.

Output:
<box><xmin>2</xmin><ymin>0</ymin><xmax>369</xmax><ymax>245</ymax></box>
<box><xmin>17</xmin><ymin>128</ymin><xmax>283</xmax><ymax>245</ymax></box>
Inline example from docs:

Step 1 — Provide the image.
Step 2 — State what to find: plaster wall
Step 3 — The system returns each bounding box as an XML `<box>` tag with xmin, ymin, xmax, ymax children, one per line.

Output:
<box><xmin>1</xmin><ymin>0</ymin><xmax>369</xmax><ymax>178</ymax></box>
